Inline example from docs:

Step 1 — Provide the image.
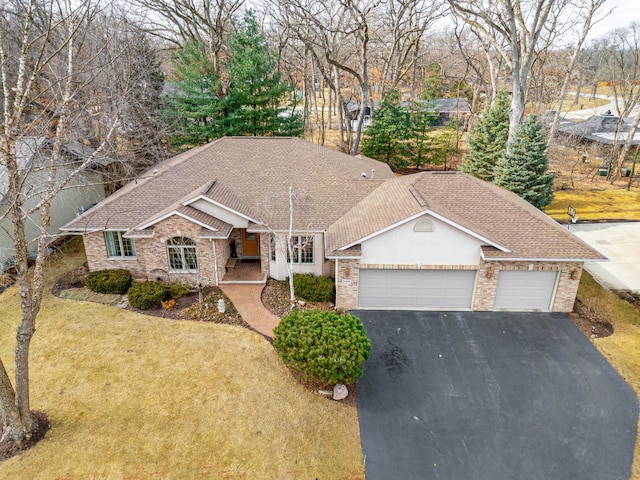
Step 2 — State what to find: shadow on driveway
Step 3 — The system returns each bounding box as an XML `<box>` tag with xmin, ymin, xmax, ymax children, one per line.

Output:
<box><xmin>354</xmin><ymin>311</ymin><xmax>638</xmax><ymax>480</ymax></box>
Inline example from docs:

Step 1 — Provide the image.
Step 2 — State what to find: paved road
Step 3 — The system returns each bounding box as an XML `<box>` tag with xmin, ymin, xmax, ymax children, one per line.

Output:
<box><xmin>355</xmin><ymin>311</ymin><xmax>638</xmax><ymax>480</ymax></box>
<box><xmin>570</xmin><ymin>221</ymin><xmax>640</xmax><ymax>292</ymax></box>
<box><xmin>563</xmin><ymin>93</ymin><xmax>638</xmax><ymax>120</ymax></box>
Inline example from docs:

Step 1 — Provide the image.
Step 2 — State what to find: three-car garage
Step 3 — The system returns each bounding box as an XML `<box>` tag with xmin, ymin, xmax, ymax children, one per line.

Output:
<box><xmin>356</xmin><ymin>268</ymin><xmax>559</xmax><ymax>312</ymax></box>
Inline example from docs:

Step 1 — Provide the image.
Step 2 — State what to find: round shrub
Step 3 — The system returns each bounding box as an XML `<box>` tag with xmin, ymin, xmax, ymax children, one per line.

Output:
<box><xmin>168</xmin><ymin>281</ymin><xmax>191</xmax><ymax>299</ymax></box>
<box><xmin>127</xmin><ymin>281</ymin><xmax>167</xmax><ymax>310</ymax></box>
<box><xmin>273</xmin><ymin>309</ymin><xmax>371</xmax><ymax>385</ymax></box>
<box><xmin>85</xmin><ymin>269</ymin><xmax>132</xmax><ymax>294</ymax></box>
<box><xmin>287</xmin><ymin>273</ymin><xmax>335</xmax><ymax>303</ymax></box>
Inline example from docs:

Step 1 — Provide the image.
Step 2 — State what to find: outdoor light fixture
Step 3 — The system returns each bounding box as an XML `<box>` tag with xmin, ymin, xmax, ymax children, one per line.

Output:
<box><xmin>344</xmin><ymin>266</ymin><xmax>351</xmax><ymax>277</ymax></box>
<box><xmin>570</xmin><ymin>268</ymin><xmax>579</xmax><ymax>280</ymax></box>
<box><xmin>486</xmin><ymin>267</ymin><xmax>494</xmax><ymax>280</ymax></box>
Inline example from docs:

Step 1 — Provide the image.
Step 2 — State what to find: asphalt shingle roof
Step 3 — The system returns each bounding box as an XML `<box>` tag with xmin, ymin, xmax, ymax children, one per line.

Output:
<box><xmin>64</xmin><ymin>137</ymin><xmax>394</xmax><ymax>233</ymax></box>
<box><xmin>327</xmin><ymin>171</ymin><xmax>605</xmax><ymax>261</ymax></box>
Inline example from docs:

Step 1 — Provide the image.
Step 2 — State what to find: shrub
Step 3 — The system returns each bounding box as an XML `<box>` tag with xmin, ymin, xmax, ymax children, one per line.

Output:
<box><xmin>128</xmin><ymin>281</ymin><xmax>167</xmax><ymax>310</ymax></box>
<box><xmin>169</xmin><ymin>281</ymin><xmax>191</xmax><ymax>299</ymax></box>
<box><xmin>287</xmin><ymin>273</ymin><xmax>334</xmax><ymax>303</ymax></box>
<box><xmin>85</xmin><ymin>269</ymin><xmax>132</xmax><ymax>294</ymax></box>
<box><xmin>273</xmin><ymin>309</ymin><xmax>371</xmax><ymax>385</ymax></box>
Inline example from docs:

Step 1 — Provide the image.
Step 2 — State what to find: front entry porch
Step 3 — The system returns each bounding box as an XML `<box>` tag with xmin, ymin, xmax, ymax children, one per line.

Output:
<box><xmin>220</xmin><ymin>258</ymin><xmax>267</xmax><ymax>284</ymax></box>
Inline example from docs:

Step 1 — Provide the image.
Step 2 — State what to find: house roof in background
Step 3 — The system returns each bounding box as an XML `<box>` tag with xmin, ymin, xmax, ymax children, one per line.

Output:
<box><xmin>555</xmin><ymin>114</ymin><xmax>640</xmax><ymax>145</ymax></box>
<box><xmin>1</xmin><ymin>137</ymin><xmax>117</xmax><ymax>199</ymax></box>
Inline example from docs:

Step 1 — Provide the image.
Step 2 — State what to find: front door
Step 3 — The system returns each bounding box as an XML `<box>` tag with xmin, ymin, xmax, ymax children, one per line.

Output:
<box><xmin>242</xmin><ymin>229</ymin><xmax>259</xmax><ymax>257</ymax></box>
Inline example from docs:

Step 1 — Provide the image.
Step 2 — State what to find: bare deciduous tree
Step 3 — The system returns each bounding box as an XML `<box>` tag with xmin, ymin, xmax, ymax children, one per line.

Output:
<box><xmin>448</xmin><ymin>0</ymin><xmax>570</xmax><ymax>141</ymax></box>
<box><xmin>547</xmin><ymin>0</ymin><xmax>611</xmax><ymax>142</ymax></box>
<box><xmin>0</xmin><ymin>0</ymin><xmax>139</xmax><ymax>445</ymax></box>
<box><xmin>132</xmin><ymin>0</ymin><xmax>245</xmax><ymax>75</ymax></box>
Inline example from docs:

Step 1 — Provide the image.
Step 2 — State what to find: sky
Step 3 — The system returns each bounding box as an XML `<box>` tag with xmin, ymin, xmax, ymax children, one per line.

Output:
<box><xmin>586</xmin><ymin>0</ymin><xmax>640</xmax><ymax>40</ymax></box>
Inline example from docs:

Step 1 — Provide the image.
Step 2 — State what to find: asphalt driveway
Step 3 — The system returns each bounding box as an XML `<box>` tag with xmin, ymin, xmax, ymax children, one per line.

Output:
<box><xmin>354</xmin><ymin>311</ymin><xmax>638</xmax><ymax>480</ymax></box>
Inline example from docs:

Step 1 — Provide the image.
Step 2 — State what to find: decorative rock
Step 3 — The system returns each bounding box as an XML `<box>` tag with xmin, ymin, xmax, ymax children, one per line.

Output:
<box><xmin>333</xmin><ymin>383</ymin><xmax>348</xmax><ymax>401</ymax></box>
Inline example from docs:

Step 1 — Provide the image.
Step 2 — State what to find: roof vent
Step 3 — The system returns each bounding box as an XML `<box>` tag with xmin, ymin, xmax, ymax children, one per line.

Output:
<box><xmin>430</xmin><ymin>170</ymin><xmax>457</xmax><ymax>174</ymax></box>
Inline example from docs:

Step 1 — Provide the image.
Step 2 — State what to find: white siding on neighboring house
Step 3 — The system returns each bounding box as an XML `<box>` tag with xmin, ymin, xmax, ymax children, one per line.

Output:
<box><xmin>268</xmin><ymin>232</ymin><xmax>324</xmax><ymax>280</ymax></box>
<box><xmin>360</xmin><ymin>215</ymin><xmax>484</xmax><ymax>266</ymax></box>
<box><xmin>0</xmin><ymin>166</ymin><xmax>105</xmax><ymax>269</ymax></box>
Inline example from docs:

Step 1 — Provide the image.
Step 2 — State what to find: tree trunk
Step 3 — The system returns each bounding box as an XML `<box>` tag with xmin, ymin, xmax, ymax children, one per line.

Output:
<box><xmin>0</xmin><ymin>361</ymin><xmax>26</xmax><ymax>444</ymax></box>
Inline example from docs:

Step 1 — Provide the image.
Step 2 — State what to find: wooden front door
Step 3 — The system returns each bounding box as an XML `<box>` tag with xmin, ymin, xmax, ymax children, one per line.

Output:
<box><xmin>242</xmin><ymin>229</ymin><xmax>259</xmax><ymax>257</ymax></box>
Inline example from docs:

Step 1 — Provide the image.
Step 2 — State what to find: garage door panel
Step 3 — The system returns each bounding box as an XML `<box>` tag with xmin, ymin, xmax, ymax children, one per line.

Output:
<box><xmin>358</xmin><ymin>269</ymin><xmax>477</xmax><ymax>310</ymax></box>
<box><xmin>494</xmin><ymin>271</ymin><xmax>557</xmax><ymax>311</ymax></box>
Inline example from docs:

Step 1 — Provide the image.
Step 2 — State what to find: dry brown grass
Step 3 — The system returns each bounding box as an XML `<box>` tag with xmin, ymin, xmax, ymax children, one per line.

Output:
<box><xmin>577</xmin><ymin>272</ymin><xmax>640</xmax><ymax>480</ymax></box>
<box><xmin>0</xmin><ymin>239</ymin><xmax>364</xmax><ymax>479</ymax></box>
<box><xmin>546</xmin><ymin>189</ymin><xmax>640</xmax><ymax>221</ymax></box>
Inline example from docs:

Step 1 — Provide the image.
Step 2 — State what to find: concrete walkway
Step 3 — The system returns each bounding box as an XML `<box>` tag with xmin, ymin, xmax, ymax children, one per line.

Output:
<box><xmin>219</xmin><ymin>283</ymin><xmax>280</xmax><ymax>337</ymax></box>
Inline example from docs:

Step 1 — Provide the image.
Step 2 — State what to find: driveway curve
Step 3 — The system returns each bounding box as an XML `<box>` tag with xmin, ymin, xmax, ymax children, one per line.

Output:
<box><xmin>355</xmin><ymin>311</ymin><xmax>638</xmax><ymax>480</ymax></box>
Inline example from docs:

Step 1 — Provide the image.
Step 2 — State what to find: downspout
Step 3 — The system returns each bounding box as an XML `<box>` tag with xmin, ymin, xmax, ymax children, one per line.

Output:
<box><xmin>212</xmin><ymin>239</ymin><xmax>219</xmax><ymax>286</ymax></box>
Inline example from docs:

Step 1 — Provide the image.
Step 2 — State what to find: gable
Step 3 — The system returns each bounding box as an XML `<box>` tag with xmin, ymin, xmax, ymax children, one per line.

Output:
<box><xmin>360</xmin><ymin>214</ymin><xmax>485</xmax><ymax>265</ymax></box>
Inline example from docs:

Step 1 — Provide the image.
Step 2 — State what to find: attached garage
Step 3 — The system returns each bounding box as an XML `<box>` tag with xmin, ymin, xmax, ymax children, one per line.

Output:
<box><xmin>358</xmin><ymin>269</ymin><xmax>477</xmax><ymax>310</ymax></box>
<box><xmin>493</xmin><ymin>270</ymin><xmax>558</xmax><ymax>311</ymax></box>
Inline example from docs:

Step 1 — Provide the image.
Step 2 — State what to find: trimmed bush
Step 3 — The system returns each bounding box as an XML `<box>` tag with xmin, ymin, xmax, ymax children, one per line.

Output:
<box><xmin>287</xmin><ymin>273</ymin><xmax>334</xmax><ymax>303</ymax></box>
<box><xmin>273</xmin><ymin>309</ymin><xmax>371</xmax><ymax>385</ymax></box>
<box><xmin>169</xmin><ymin>281</ymin><xmax>191</xmax><ymax>299</ymax></box>
<box><xmin>128</xmin><ymin>281</ymin><xmax>167</xmax><ymax>310</ymax></box>
<box><xmin>85</xmin><ymin>269</ymin><xmax>132</xmax><ymax>294</ymax></box>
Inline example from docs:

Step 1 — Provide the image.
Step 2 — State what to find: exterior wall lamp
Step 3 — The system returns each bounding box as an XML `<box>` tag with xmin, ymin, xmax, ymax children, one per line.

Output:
<box><xmin>570</xmin><ymin>268</ymin><xmax>579</xmax><ymax>280</ymax></box>
<box><xmin>486</xmin><ymin>267</ymin><xmax>494</xmax><ymax>280</ymax></box>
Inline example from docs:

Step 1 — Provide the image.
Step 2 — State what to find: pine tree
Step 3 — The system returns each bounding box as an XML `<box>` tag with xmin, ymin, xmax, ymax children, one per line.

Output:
<box><xmin>494</xmin><ymin>114</ymin><xmax>555</xmax><ymax>210</ymax></box>
<box><xmin>361</xmin><ymin>89</ymin><xmax>412</xmax><ymax>168</ymax></box>
<box><xmin>164</xmin><ymin>41</ymin><xmax>224</xmax><ymax>145</ymax></box>
<box><xmin>461</xmin><ymin>90</ymin><xmax>510</xmax><ymax>182</ymax></box>
<box><xmin>222</xmin><ymin>10</ymin><xmax>303</xmax><ymax>136</ymax></box>
<box><xmin>409</xmin><ymin>99</ymin><xmax>437</xmax><ymax>169</ymax></box>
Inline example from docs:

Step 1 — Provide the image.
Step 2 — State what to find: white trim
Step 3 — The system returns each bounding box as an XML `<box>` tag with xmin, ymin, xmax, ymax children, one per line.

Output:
<box><xmin>326</xmin><ymin>255</ymin><xmax>362</xmax><ymax>259</ymax></box>
<box><xmin>136</xmin><ymin>210</ymin><xmax>220</xmax><ymax>232</ymax></box>
<box><xmin>183</xmin><ymin>195</ymin><xmax>260</xmax><ymax>224</ymax></box>
<box><xmin>482</xmin><ymin>254</ymin><xmax>607</xmax><ymax>262</ymax></box>
<box><xmin>338</xmin><ymin>210</ymin><xmax>509</xmax><ymax>252</ymax></box>
<box><xmin>59</xmin><ymin>226</ymin><xmax>101</xmax><ymax>232</ymax></box>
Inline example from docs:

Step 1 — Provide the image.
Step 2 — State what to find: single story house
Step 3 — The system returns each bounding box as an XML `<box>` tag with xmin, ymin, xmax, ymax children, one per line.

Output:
<box><xmin>63</xmin><ymin>137</ymin><xmax>605</xmax><ymax>312</ymax></box>
<box><xmin>554</xmin><ymin>112</ymin><xmax>640</xmax><ymax>146</ymax></box>
<box><xmin>1</xmin><ymin>138</ymin><xmax>107</xmax><ymax>270</ymax></box>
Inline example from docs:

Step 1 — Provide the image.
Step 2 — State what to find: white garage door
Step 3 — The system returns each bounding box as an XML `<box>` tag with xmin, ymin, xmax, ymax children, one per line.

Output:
<box><xmin>493</xmin><ymin>271</ymin><xmax>558</xmax><ymax>311</ymax></box>
<box><xmin>358</xmin><ymin>269</ymin><xmax>477</xmax><ymax>310</ymax></box>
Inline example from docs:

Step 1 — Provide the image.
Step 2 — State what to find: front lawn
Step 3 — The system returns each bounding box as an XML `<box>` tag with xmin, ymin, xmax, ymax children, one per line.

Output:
<box><xmin>577</xmin><ymin>272</ymin><xmax>640</xmax><ymax>480</ymax></box>
<box><xmin>0</xmin><ymin>240</ymin><xmax>364</xmax><ymax>479</ymax></box>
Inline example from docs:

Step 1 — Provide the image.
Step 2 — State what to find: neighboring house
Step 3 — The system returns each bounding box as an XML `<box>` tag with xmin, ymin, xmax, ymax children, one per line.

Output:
<box><xmin>346</xmin><ymin>97</ymin><xmax>472</xmax><ymax>129</ymax></box>
<box><xmin>0</xmin><ymin>138</ymin><xmax>107</xmax><ymax>270</ymax></box>
<box><xmin>554</xmin><ymin>112</ymin><xmax>640</xmax><ymax>146</ymax></box>
<box><xmin>62</xmin><ymin>137</ymin><xmax>605</xmax><ymax>312</ymax></box>
<box><xmin>421</xmin><ymin>97</ymin><xmax>472</xmax><ymax>127</ymax></box>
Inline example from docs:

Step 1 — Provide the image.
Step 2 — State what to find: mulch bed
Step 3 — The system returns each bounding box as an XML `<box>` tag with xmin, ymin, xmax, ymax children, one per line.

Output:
<box><xmin>261</xmin><ymin>278</ymin><xmax>334</xmax><ymax>317</ymax></box>
<box><xmin>568</xmin><ymin>298</ymin><xmax>614</xmax><ymax>338</ymax></box>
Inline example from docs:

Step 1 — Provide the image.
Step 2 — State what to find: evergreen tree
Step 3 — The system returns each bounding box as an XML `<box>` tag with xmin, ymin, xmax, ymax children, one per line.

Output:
<box><xmin>165</xmin><ymin>41</ymin><xmax>224</xmax><ymax>145</ymax></box>
<box><xmin>222</xmin><ymin>10</ymin><xmax>303</xmax><ymax>136</ymax></box>
<box><xmin>409</xmin><ymin>99</ymin><xmax>437</xmax><ymax>169</ymax></box>
<box><xmin>494</xmin><ymin>114</ymin><xmax>555</xmax><ymax>210</ymax></box>
<box><xmin>461</xmin><ymin>90</ymin><xmax>510</xmax><ymax>182</ymax></box>
<box><xmin>361</xmin><ymin>89</ymin><xmax>412</xmax><ymax>168</ymax></box>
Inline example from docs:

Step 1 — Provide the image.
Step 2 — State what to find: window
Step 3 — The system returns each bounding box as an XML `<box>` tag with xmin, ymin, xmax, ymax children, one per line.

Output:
<box><xmin>414</xmin><ymin>219</ymin><xmax>434</xmax><ymax>232</ymax></box>
<box><xmin>287</xmin><ymin>235</ymin><xmax>314</xmax><ymax>264</ymax></box>
<box><xmin>105</xmin><ymin>231</ymin><xmax>136</xmax><ymax>258</ymax></box>
<box><xmin>167</xmin><ymin>237</ymin><xmax>198</xmax><ymax>272</ymax></box>
<box><xmin>270</xmin><ymin>234</ymin><xmax>276</xmax><ymax>262</ymax></box>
